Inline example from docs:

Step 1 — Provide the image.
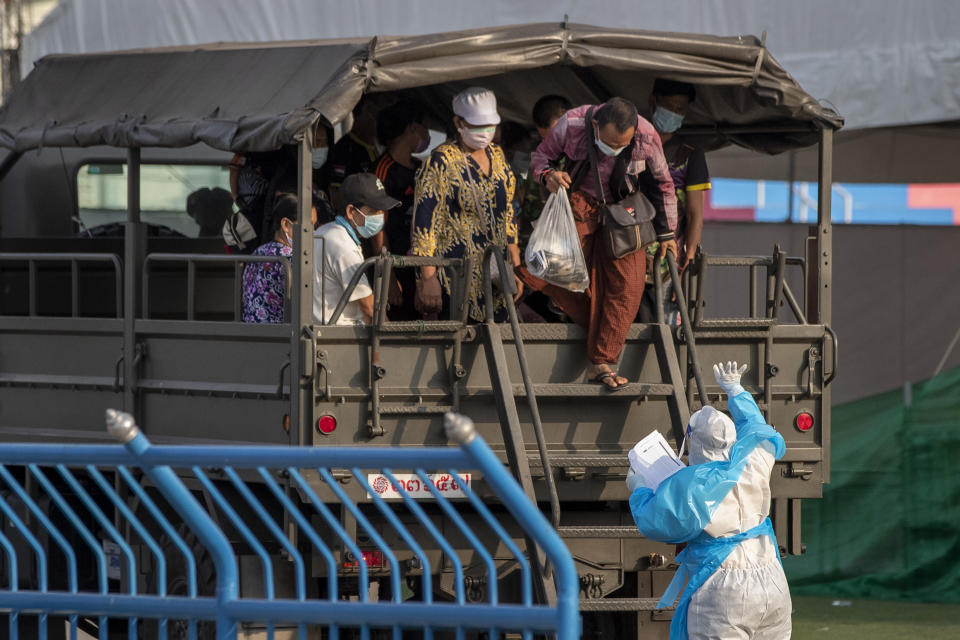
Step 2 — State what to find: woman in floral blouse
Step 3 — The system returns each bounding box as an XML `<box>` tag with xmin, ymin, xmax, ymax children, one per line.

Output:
<box><xmin>242</xmin><ymin>194</ymin><xmax>316</xmax><ymax>323</ymax></box>
<box><xmin>412</xmin><ymin>87</ymin><xmax>522</xmax><ymax>322</ymax></box>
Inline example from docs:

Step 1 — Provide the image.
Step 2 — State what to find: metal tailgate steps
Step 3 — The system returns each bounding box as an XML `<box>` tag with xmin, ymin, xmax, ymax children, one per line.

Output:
<box><xmin>694</xmin><ymin>317</ymin><xmax>778</xmax><ymax>330</ymax></box>
<box><xmin>527</xmin><ymin>454</ymin><xmax>629</xmax><ymax>469</ymax></box>
<box><xmin>579</xmin><ymin>598</ymin><xmax>667</xmax><ymax>612</ymax></box>
<box><xmin>556</xmin><ymin>525</ymin><xmax>643</xmax><ymax>538</ymax></box>
<box><xmin>375</xmin><ymin>320</ymin><xmax>466</xmax><ymax>334</ymax></box>
<box><xmin>517</xmin><ymin>382</ymin><xmax>676</xmax><ymax>397</ymax></box>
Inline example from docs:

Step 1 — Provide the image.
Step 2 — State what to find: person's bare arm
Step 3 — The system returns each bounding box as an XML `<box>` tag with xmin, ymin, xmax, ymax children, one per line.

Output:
<box><xmin>507</xmin><ymin>243</ymin><xmax>524</xmax><ymax>301</ymax></box>
<box><xmin>507</xmin><ymin>243</ymin><xmax>521</xmax><ymax>268</ymax></box>
<box><xmin>417</xmin><ymin>265</ymin><xmax>443</xmax><ymax>313</ymax></box>
<box><xmin>356</xmin><ymin>293</ymin><xmax>375</xmax><ymax>325</ymax></box>
<box><xmin>543</xmin><ymin>170</ymin><xmax>572</xmax><ymax>193</ymax></box>
<box><xmin>683</xmin><ymin>189</ymin><xmax>705</xmax><ymax>266</ymax></box>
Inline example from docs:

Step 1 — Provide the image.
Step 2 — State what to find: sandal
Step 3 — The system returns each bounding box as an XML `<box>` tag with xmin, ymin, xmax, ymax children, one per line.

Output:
<box><xmin>591</xmin><ymin>370</ymin><xmax>628</xmax><ymax>392</ymax></box>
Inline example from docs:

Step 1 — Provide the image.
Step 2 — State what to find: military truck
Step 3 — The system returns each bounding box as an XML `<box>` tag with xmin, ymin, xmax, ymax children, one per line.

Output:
<box><xmin>0</xmin><ymin>23</ymin><xmax>840</xmax><ymax>638</ymax></box>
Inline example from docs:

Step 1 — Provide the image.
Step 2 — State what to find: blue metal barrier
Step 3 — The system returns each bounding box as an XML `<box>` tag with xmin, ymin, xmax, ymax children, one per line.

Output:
<box><xmin>0</xmin><ymin>410</ymin><xmax>580</xmax><ymax>640</ymax></box>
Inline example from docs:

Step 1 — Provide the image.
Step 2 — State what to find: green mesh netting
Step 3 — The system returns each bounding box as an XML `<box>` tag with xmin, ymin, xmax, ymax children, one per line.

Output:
<box><xmin>784</xmin><ymin>365</ymin><xmax>960</xmax><ymax>602</ymax></box>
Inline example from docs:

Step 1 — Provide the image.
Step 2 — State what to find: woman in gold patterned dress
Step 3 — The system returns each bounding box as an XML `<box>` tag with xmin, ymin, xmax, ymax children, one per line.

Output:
<box><xmin>411</xmin><ymin>87</ymin><xmax>523</xmax><ymax>322</ymax></box>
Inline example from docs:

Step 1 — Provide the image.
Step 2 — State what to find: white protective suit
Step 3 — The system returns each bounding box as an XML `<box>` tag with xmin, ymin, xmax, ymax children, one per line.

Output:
<box><xmin>629</xmin><ymin>362</ymin><xmax>792</xmax><ymax>640</ymax></box>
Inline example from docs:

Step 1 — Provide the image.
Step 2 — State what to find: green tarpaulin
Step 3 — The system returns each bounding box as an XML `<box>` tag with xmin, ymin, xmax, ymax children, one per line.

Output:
<box><xmin>785</xmin><ymin>365</ymin><xmax>960</xmax><ymax>602</ymax></box>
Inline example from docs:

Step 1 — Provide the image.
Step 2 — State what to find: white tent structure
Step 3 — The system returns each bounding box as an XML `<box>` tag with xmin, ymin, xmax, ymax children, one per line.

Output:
<box><xmin>17</xmin><ymin>0</ymin><xmax>960</xmax><ymax>180</ymax></box>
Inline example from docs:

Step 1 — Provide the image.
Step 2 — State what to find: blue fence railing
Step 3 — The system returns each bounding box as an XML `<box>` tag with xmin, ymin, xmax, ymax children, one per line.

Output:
<box><xmin>0</xmin><ymin>410</ymin><xmax>580</xmax><ymax>640</ymax></box>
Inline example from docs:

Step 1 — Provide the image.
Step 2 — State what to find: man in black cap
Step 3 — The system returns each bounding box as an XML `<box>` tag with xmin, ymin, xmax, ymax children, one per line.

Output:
<box><xmin>313</xmin><ymin>173</ymin><xmax>401</xmax><ymax>325</ymax></box>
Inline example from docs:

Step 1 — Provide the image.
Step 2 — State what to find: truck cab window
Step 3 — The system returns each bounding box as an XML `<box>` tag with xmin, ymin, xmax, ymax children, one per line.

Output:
<box><xmin>76</xmin><ymin>162</ymin><xmax>232</xmax><ymax>237</ymax></box>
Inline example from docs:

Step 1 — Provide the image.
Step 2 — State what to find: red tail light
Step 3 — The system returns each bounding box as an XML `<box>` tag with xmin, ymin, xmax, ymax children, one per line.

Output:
<box><xmin>795</xmin><ymin>411</ymin><xmax>815</xmax><ymax>432</ymax></box>
<box><xmin>343</xmin><ymin>550</ymin><xmax>384</xmax><ymax>569</ymax></box>
<box><xmin>361</xmin><ymin>551</ymin><xmax>384</xmax><ymax>568</ymax></box>
<box><xmin>316</xmin><ymin>415</ymin><xmax>337</xmax><ymax>435</ymax></box>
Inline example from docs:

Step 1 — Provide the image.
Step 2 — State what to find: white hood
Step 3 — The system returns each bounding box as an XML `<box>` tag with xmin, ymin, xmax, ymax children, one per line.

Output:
<box><xmin>687</xmin><ymin>406</ymin><xmax>736</xmax><ymax>465</ymax></box>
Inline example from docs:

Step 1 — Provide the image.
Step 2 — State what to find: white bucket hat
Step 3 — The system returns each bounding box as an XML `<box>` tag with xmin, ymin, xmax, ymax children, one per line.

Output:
<box><xmin>452</xmin><ymin>87</ymin><xmax>501</xmax><ymax>126</ymax></box>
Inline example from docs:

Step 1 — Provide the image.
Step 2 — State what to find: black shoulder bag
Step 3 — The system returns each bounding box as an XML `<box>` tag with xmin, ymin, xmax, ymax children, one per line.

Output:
<box><xmin>583</xmin><ymin>107</ymin><xmax>657</xmax><ymax>259</ymax></box>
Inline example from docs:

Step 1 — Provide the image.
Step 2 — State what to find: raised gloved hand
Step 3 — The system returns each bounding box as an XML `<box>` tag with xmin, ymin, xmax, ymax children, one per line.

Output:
<box><xmin>626</xmin><ymin>468</ymin><xmax>646</xmax><ymax>494</ymax></box>
<box><xmin>713</xmin><ymin>361</ymin><xmax>747</xmax><ymax>398</ymax></box>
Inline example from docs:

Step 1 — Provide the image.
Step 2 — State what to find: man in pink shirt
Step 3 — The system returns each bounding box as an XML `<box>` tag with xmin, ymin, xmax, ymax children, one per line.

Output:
<box><xmin>520</xmin><ymin>97</ymin><xmax>678</xmax><ymax>390</ymax></box>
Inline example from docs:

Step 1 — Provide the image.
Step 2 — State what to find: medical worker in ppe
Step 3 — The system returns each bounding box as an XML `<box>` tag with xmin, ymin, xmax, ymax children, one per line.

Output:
<box><xmin>627</xmin><ymin>361</ymin><xmax>792</xmax><ymax>639</ymax></box>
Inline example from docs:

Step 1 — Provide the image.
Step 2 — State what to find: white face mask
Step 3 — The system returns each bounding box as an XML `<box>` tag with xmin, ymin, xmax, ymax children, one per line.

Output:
<box><xmin>311</xmin><ymin>147</ymin><xmax>329</xmax><ymax>169</ymax></box>
<box><xmin>356</xmin><ymin>212</ymin><xmax>385</xmax><ymax>238</ymax></box>
<box><xmin>458</xmin><ymin>125</ymin><xmax>496</xmax><ymax>150</ymax></box>
<box><xmin>652</xmin><ymin>106</ymin><xmax>684</xmax><ymax>133</ymax></box>
<box><xmin>594</xmin><ymin>124</ymin><xmax>628</xmax><ymax>157</ymax></box>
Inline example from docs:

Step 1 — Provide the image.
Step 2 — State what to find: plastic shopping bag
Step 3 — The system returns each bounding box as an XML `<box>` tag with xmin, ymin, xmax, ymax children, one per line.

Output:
<box><xmin>524</xmin><ymin>188</ymin><xmax>589</xmax><ymax>292</ymax></box>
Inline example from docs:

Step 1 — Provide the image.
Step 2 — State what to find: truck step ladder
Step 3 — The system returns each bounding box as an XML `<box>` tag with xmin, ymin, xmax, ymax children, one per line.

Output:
<box><xmin>345</xmin><ymin>249</ymin><xmax>712</xmax><ymax>611</ymax></box>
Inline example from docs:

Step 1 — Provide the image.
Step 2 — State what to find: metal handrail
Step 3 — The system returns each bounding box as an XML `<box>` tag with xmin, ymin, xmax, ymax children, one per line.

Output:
<box><xmin>326</xmin><ymin>255</ymin><xmax>378</xmax><ymax>325</ymax></box>
<box><xmin>326</xmin><ymin>254</ymin><xmax>466</xmax><ymax>325</ymax></box>
<box><xmin>666</xmin><ymin>251</ymin><xmax>710</xmax><ymax>408</ymax></box>
<box><xmin>824</xmin><ymin>325</ymin><xmax>839</xmax><ymax>385</ymax></box>
<box><xmin>0</xmin><ymin>252</ymin><xmax>122</xmax><ymax>318</ymax></box>
<box><xmin>481</xmin><ymin>245</ymin><xmax>561</xmax><ymax>530</ymax></box>
<box><xmin>0</xmin><ymin>409</ymin><xmax>581</xmax><ymax>640</ymax></box>
<box><xmin>142</xmin><ymin>253</ymin><xmax>292</xmax><ymax>322</ymax></box>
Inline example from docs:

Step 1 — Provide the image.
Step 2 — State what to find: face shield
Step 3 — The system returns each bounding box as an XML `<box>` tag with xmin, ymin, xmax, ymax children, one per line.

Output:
<box><xmin>687</xmin><ymin>406</ymin><xmax>736</xmax><ymax>464</ymax></box>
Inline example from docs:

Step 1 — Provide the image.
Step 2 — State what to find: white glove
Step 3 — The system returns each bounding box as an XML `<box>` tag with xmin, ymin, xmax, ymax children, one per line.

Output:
<box><xmin>713</xmin><ymin>361</ymin><xmax>747</xmax><ymax>398</ymax></box>
<box><xmin>626</xmin><ymin>468</ymin><xmax>646</xmax><ymax>494</ymax></box>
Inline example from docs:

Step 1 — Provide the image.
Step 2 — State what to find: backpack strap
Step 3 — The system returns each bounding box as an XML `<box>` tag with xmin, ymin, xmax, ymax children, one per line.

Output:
<box><xmin>583</xmin><ymin>106</ymin><xmax>606</xmax><ymax>205</ymax></box>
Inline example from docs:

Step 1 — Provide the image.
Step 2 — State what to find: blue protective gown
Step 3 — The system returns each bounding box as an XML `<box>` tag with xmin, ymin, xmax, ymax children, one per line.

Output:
<box><xmin>629</xmin><ymin>392</ymin><xmax>787</xmax><ymax>640</ymax></box>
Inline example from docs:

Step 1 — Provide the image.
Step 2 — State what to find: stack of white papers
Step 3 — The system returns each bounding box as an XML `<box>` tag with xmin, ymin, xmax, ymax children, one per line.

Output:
<box><xmin>628</xmin><ymin>430</ymin><xmax>686</xmax><ymax>491</ymax></box>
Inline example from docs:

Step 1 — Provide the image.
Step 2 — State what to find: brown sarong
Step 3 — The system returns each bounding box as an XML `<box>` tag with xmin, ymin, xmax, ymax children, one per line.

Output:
<box><xmin>518</xmin><ymin>189</ymin><xmax>646</xmax><ymax>365</ymax></box>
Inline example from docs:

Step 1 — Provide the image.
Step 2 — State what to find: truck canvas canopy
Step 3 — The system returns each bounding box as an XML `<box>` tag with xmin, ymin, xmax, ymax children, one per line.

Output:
<box><xmin>0</xmin><ymin>22</ymin><xmax>841</xmax><ymax>154</ymax></box>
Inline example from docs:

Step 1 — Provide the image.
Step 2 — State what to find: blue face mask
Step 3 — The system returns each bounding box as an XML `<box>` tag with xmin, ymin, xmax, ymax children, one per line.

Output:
<box><xmin>652</xmin><ymin>106</ymin><xmax>684</xmax><ymax>133</ymax></box>
<box><xmin>594</xmin><ymin>124</ymin><xmax>628</xmax><ymax>157</ymax></box>
<box><xmin>356</xmin><ymin>211</ymin><xmax>385</xmax><ymax>238</ymax></box>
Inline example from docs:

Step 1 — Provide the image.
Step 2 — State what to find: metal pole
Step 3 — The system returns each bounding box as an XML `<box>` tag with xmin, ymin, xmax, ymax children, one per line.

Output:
<box><xmin>292</xmin><ymin>136</ymin><xmax>314</xmax><ymax>445</ymax></box>
<box><xmin>107</xmin><ymin>410</ymin><xmax>238</xmax><ymax>639</ymax></box>
<box><xmin>667</xmin><ymin>252</ymin><xmax>709</xmax><ymax>408</ymax></box>
<box><xmin>787</xmin><ymin>151</ymin><xmax>796</xmax><ymax>223</ymax></box>
<box><xmin>445</xmin><ymin>413</ymin><xmax>579</xmax><ymax>639</ymax></box>
<box><xmin>932</xmin><ymin>326</ymin><xmax>960</xmax><ymax>378</ymax></box>
<box><xmin>817</xmin><ymin>128</ymin><xmax>833</xmax><ymax>326</ymax></box>
<box><xmin>816</xmin><ymin>128</ymin><xmax>833</xmax><ymax>485</ymax></box>
<box><xmin>653</xmin><ymin>261</ymin><xmax>665</xmax><ymax>325</ymax></box>
<box><xmin>123</xmin><ymin>148</ymin><xmax>142</xmax><ymax>414</ymax></box>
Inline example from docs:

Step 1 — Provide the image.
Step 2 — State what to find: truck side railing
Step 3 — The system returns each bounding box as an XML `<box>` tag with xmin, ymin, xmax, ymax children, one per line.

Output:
<box><xmin>683</xmin><ymin>246</ymin><xmax>808</xmax><ymax>327</ymax></box>
<box><xmin>0</xmin><ymin>252</ymin><xmax>122</xmax><ymax>318</ymax></box>
<box><xmin>325</xmin><ymin>253</ymin><xmax>471</xmax><ymax>326</ymax></box>
<box><xmin>0</xmin><ymin>410</ymin><xmax>580</xmax><ymax>640</ymax></box>
<box><xmin>678</xmin><ymin>246</ymin><xmax>837</xmax><ymax>413</ymax></box>
<box><xmin>323</xmin><ymin>252</ymin><xmax>475</xmax><ymax>442</ymax></box>
<box><xmin>142</xmin><ymin>253</ymin><xmax>293</xmax><ymax>321</ymax></box>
